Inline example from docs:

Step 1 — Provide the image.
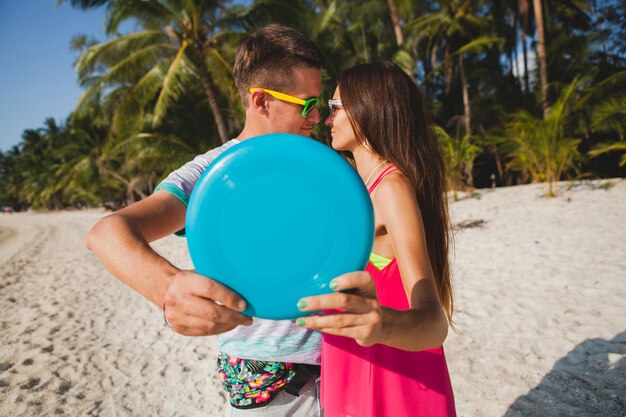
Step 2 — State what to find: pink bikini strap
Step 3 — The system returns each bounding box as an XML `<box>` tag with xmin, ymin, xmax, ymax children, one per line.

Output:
<box><xmin>367</xmin><ymin>164</ymin><xmax>397</xmax><ymax>193</ymax></box>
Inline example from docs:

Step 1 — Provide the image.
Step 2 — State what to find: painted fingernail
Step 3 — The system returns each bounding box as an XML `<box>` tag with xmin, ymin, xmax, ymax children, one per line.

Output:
<box><xmin>329</xmin><ymin>280</ymin><xmax>339</xmax><ymax>290</ymax></box>
<box><xmin>296</xmin><ymin>318</ymin><xmax>306</xmax><ymax>327</ymax></box>
<box><xmin>297</xmin><ymin>300</ymin><xmax>308</xmax><ymax>310</ymax></box>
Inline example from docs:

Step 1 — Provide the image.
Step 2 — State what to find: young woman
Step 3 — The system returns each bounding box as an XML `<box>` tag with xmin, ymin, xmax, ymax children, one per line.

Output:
<box><xmin>297</xmin><ymin>61</ymin><xmax>456</xmax><ymax>417</ymax></box>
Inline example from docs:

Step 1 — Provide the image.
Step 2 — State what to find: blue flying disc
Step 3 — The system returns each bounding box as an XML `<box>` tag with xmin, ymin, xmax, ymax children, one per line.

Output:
<box><xmin>185</xmin><ymin>133</ymin><xmax>374</xmax><ymax>319</ymax></box>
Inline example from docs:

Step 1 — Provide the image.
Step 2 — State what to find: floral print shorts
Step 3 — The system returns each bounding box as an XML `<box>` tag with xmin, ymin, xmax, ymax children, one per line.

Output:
<box><xmin>217</xmin><ymin>353</ymin><xmax>296</xmax><ymax>409</ymax></box>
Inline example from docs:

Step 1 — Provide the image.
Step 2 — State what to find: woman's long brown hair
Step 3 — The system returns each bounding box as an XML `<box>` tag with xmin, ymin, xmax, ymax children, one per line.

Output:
<box><xmin>338</xmin><ymin>61</ymin><xmax>454</xmax><ymax>323</ymax></box>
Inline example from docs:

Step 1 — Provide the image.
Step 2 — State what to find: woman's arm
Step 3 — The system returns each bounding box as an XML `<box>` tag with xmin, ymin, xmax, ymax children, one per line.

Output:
<box><xmin>86</xmin><ymin>190</ymin><xmax>252</xmax><ymax>335</ymax></box>
<box><xmin>86</xmin><ymin>190</ymin><xmax>186</xmax><ymax>306</ymax></box>
<box><xmin>297</xmin><ymin>173</ymin><xmax>448</xmax><ymax>351</ymax></box>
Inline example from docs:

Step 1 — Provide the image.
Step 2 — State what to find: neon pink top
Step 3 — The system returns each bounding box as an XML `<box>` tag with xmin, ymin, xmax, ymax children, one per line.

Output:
<box><xmin>321</xmin><ymin>165</ymin><xmax>456</xmax><ymax>417</ymax></box>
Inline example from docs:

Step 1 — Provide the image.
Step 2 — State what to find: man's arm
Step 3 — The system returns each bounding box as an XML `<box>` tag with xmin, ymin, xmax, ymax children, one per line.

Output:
<box><xmin>86</xmin><ymin>190</ymin><xmax>252</xmax><ymax>335</ymax></box>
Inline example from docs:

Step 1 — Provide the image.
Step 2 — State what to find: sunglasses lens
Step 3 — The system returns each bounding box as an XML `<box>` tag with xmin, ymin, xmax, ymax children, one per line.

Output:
<box><xmin>302</xmin><ymin>99</ymin><xmax>317</xmax><ymax>117</ymax></box>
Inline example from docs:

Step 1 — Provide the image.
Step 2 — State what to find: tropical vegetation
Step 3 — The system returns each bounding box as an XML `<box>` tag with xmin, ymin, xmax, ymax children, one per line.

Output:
<box><xmin>1</xmin><ymin>0</ymin><xmax>624</xmax><ymax>210</ymax></box>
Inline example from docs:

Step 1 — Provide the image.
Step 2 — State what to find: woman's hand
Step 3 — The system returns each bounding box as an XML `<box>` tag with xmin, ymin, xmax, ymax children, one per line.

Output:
<box><xmin>296</xmin><ymin>271</ymin><xmax>390</xmax><ymax>347</ymax></box>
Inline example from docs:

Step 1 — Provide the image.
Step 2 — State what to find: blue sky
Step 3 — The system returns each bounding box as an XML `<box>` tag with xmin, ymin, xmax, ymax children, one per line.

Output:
<box><xmin>0</xmin><ymin>1</ymin><xmax>110</xmax><ymax>152</ymax></box>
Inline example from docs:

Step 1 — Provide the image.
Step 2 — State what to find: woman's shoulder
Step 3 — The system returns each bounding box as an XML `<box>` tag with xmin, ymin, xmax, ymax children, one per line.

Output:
<box><xmin>371</xmin><ymin>169</ymin><xmax>424</xmax><ymax>232</ymax></box>
<box><xmin>372</xmin><ymin>168</ymin><xmax>414</xmax><ymax>197</ymax></box>
<box><xmin>371</xmin><ymin>169</ymin><xmax>418</xmax><ymax>212</ymax></box>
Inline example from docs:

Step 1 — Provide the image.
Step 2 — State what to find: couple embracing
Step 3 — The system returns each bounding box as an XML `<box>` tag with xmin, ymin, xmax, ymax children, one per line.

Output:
<box><xmin>87</xmin><ymin>24</ymin><xmax>456</xmax><ymax>417</ymax></box>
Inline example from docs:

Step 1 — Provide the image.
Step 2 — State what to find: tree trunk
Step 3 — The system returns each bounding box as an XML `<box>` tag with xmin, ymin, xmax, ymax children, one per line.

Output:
<box><xmin>480</xmin><ymin>120</ymin><xmax>504</xmax><ymax>180</ymax></box>
<box><xmin>431</xmin><ymin>43</ymin><xmax>439</xmax><ymax>72</ymax></box>
<box><xmin>590</xmin><ymin>0</ymin><xmax>608</xmax><ymax>56</ymax></box>
<box><xmin>521</xmin><ymin>31</ymin><xmax>529</xmax><ymax>94</ymax></box>
<box><xmin>519</xmin><ymin>0</ymin><xmax>530</xmax><ymax>94</ymax></box>
<box><xmin>533</xmin><ymin>0</ymin><xmax>550</xmax><ymax>117</ymax></box>
<box><xmin>459</xmin><ymin>54</ymin><xmax>471</xmax><ymax>134</ymax></box>
<box><xmin>445</xmin><ymin>46</ymin><xmax>453</xmax><ymax>95</ymax></box>
<box><xmin>386</xmin><ymin>0</ymin><xmax>404</xmax><ymax>47</ymax></box>
<box><xmin>105</xmin><ymin>170</ymin><xmax>145</xmax><ymax>201</ymax></box>
<box><xmin>360</xmin><ymin>23</ymin><xmax>369</xmax><ymax>62</ymax></box>
<box><xmin>511</xmin><ymin>42</ymin><xmax>518</xmax><ymax>79</ymax></box>
<box><xmin>199</xmin><ymin>69</ymin><xmax>230</xmax><ymax>144</ymax></box>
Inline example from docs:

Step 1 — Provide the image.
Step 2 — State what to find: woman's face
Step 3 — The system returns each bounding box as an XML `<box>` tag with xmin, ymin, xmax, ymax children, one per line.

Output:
<box><xmin>325</xmin><ymin>87</ymin><xmax>358</xmax><ymax>152</ymax></box>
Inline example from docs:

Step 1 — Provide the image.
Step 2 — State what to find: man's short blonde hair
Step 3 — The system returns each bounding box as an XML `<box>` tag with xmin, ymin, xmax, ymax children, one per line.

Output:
<box><xmin>233</xmin><ymin>24</ymin><xmax>323</xmax><ymax>107</ymax></box>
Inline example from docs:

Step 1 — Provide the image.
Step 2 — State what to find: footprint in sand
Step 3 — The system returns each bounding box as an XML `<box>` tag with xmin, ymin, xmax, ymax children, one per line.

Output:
<box><xmin>20</xmin><ymin>377</ymin><xmax>40</xmax><ymax>390</ymax></box>
<box><xmin>0</xmin><ymin>362</ymin><xmax>13</xmax><ymax>372</ymax></box>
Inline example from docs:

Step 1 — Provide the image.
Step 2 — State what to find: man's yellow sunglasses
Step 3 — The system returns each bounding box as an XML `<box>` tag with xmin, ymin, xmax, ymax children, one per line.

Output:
<box><xmin>249</xmin><ymin>88</ymin><xmax>322</xmax><ymax>117</ymax></box>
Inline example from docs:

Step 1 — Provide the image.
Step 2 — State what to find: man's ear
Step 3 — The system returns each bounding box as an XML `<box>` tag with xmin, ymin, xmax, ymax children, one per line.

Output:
<box><xmin>250</xmin><ymin>90</ymin><xmax>270</xmax><ymax>116</ymax></box>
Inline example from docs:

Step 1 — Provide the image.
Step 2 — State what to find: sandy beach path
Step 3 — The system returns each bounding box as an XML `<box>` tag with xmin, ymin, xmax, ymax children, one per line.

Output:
<box><xmin>0</xmin><ymin>179</ymin><xmax>625</xmax><ymax>416</ymax></box>
<box><xmin>447</xmin><ymin>180</ymin><xmax>626</xmax><ymax>417</ymax></box>
<box><xmin>0</xmin><ymin>210</ymin><xmax>224</xmax><ymax>417</ymax></box>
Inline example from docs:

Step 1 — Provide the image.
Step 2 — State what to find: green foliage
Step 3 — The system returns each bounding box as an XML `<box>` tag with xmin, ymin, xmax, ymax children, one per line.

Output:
<box><xmin>2</xmin><ymin>0</ymin><xmax>624</xmax><ymax>210</ymax></box>
<box><xmin>586</xmin><ymin>90</ymin><xmax>626</xmax><ymax>167</ymax></box>
<box><xmin>591</xmin><ymin>95</ymin><xmax>626</xmax><ymax>138</ymax></box>
<box><xmin>435</xmin><ymin>126</ymin><xmax>481</xmax><ymax>200</ymax></box>
<box><xmin>69</xmin><ymin>0</ymin><xmax>265</xmax><ymax>145</ymax></box>
<box><xmin>589</xmin><ymin>141</ymin><xmax>626</xmax><ymax>166</ymax></box>
<box><xmin>499</xmin><ymin>77</ymin><xmax>589</xmax><ymax>196</ymax></box>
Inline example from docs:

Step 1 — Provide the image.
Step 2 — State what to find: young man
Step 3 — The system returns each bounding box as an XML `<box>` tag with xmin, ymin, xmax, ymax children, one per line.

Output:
<box><xmin>87</xmin><ymin>24</ymin><xmax>326</xmax><ymax>416</ymax></box>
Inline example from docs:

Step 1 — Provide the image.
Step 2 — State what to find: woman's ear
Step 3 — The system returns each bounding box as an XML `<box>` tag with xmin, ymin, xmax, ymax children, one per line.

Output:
<box><xmin>250</xmin><ymin>90</ymin><xmax>270</xmax><ymax>116</ymax></box>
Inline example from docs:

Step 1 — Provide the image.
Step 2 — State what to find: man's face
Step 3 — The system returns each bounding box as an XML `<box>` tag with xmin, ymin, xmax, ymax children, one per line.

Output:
<box><xmin>267</xmin><ymin>67</ymin><xmax>322</xmax><ymax>137</ymax></box>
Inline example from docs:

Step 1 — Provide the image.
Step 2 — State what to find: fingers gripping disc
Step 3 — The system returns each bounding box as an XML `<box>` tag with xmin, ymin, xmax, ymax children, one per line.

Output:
<box><xmin>186</xmin><ymin>133</ymin><xmax>374</xmax><ymax>319</ymax></box>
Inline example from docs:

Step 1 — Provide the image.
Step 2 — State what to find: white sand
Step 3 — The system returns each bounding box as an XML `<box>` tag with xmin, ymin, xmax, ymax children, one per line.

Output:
<box><xmin>0</xmin><ymin>179</ymin><xmax>625</xmax><ymax>416</ymax></box>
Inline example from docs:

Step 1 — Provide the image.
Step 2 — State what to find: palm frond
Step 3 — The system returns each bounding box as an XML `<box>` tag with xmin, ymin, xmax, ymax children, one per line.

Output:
<box><xmin>591</xmin><ymin>95</ymin><xmax>626</xmax><ymax>136</ymax></box>
<box><xmin>589</xmin><ymin>141</ymin><xmax>626</xmax><ymax>166</ymax></box>
<box><xmin>152</xmin><ymin>41</ymin><xmax>195</xmax><ymax>125</ymax></box>
<box><xmin>74</xmin><ymin>42</ymin><xmax>173</xmax><ymax>117</ymax></box>
<box><xmin>391</xmin><ymin>50</ymin><xmax>414</xmax><ymax>75</ymax></box>
<box><xmin>105</xmin><ymin>0</ymin><xmax>179</xmax><ymax>34</ymax></box>
<box><xmin>75</xmin><ymin>30</ymin><xmax>165</xmax><ymax>81</ymax></box>
<box><xmin>231</xmin><ymin>0</ymin><xmax>309</xmax><ymax>32</ymax></box>
<box><xmin>319</xmin><ymin>1</ymin><xmax>338</xmax><ymax>33</ymax></box>
<box><xmin>454</xmin><ymin>35</ymin><xmax>504</xmax><ymax>55</ymax></box>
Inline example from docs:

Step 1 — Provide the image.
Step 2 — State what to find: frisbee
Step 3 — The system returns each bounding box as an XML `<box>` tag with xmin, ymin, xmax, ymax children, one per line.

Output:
<box><xmin>185</xmin><ymin>133</ymin><xmax>374</xmax><ymax>319</ymax></box>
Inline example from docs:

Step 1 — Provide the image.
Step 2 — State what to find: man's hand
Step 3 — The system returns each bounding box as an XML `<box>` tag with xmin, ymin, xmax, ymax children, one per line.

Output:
<box><xmin>163</xmin><ymin>270</ymin><xmax>253</xmax><ymax>336</ymax></box>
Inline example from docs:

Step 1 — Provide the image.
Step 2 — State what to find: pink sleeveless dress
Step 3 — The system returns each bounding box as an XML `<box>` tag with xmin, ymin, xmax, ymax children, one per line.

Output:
<box><xmin>321</xmin><ymin>165</ymin><xmax>456</xmax><ymax>417</ymax></box>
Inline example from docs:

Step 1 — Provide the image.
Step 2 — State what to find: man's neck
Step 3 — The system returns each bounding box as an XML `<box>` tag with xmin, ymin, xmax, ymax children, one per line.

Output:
<box><xmin>235</xmin><ymin>120</ymin><xmax>272</xmax><ymax>142</ymax></box>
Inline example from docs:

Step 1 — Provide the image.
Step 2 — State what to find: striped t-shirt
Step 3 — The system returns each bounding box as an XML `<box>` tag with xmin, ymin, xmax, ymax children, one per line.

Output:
<box><xmin>155</xmin><ymin>139</ymin><xmax>321</xmax><ymax>365</ymax></box>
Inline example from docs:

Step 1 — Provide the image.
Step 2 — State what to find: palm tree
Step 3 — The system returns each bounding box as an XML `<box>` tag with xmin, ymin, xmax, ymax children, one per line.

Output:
<box><xmin>314</xmin><ymin>0</ymin><xmax>407</xmax><ymax>73</ymax></box>
<box><xmin>435</xmin><ymin>125</ymin><xmax>481</xmax><ymax>200</ymax></box>
<box><xmin>590</xmin><ymin>95</ymin><xmax>626</xmax><ymax>140</ymax></box>
<box><xmin>38</xmin><ymin>0</ymin><xmax>626</xmax><ymax>202</ymax></box>
<box><xmin>410</xmin><ymin>0</ymin><xmax>503</xmax><ymax>134</ymax></box>
<box><xmin>518</xmin><ymin>0</ymin><xmax>531</xmax><ymax>95</ymax></box>
<box><xmin>19</xmin><ymin>119</ymin><xmax>69</xmax><ymax>209</ymax></box>
<box><xmin>0</xmin><ymin>146</ymin><xmax>27</xmax><ymax>210</ymax></box>
<box><xmin>51</xmin><ymin>107</ymin><xmax>120</xmax><ymax>206</ymax></box>
<box><xmin>70</xmin><ymin>0</ymin><xmax>242</xmax><ymax>144</ymax></box>
<box><xmin>502</xmin><ymin>77</ymin><xmax>587</xmax><ymax>196</ymax></box>
<box><xmin>489</xmin><ymin>0</ymin><xmax>534</xmax><ymax>96</ymax></box>
<box><xmin>386</xmin><ymin>0</ymin><xmax>404</xmax><ymax>47</ymax></box>
<box><xmin>588</xmin><ymin>95</ymin><xmax>626</xmax><ymax>167</ymax></box>
<box><xmin>589</xmin><ymin>141</ymin><xmax>626</xmax><ymax>167</ymax></box>
<box><xmin>533</xmin><ymin>0</ymin><xmax>550</xmax><ymax>117</ymax></box>
<box><xmin>99</xmin><ymin>86</ymin><xmax>228</xmax><ymax>205</ymax></box>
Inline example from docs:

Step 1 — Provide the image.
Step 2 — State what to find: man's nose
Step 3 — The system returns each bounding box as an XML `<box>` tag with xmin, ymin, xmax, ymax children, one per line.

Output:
<box><xmin>307</xmin><ymin>107</ymin><xmax>322</xmax><ymax>124</ymax></box>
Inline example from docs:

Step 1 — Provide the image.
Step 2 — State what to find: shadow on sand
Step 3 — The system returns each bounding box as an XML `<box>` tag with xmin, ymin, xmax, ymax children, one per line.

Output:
<box><xmin>502</xmin><ymin>331</ymin><xmax>626</xmax><ymax>417</ymax></box>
